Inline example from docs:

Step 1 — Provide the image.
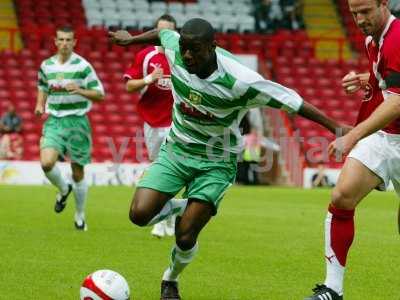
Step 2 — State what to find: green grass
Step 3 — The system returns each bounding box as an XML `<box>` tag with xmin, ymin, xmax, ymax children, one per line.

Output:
<box><xmin>0</xmin><ymin>185</ymin><xmax>399</xmax><ymax>299</ymax></box>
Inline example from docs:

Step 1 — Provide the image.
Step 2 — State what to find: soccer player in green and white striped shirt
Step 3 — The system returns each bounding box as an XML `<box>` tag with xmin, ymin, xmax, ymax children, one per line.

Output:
<box><xmin>36</xmin><ymin>26</ymin><xmax>105</xmax><ymax>231</ymax></box>
<box><xmin>109</xmin><ymin>18</ymin><xmax>350</xmax><ymax>299</ymax></box>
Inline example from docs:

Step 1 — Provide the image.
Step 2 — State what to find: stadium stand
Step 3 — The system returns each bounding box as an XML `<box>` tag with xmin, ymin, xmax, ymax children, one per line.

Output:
<box><xmin>0</xmin><ymin>0</ymin><xmax>385</xmax><ymax>172</ymax></box>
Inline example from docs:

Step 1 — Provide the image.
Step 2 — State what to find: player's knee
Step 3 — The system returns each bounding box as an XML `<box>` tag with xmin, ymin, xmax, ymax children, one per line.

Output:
<box><xmin>129</xmin><ymin>207</ymin><xmax>150</xmax><ymax>227</ymax></box>
<box><xmin>41</xmin><ymin>160</ymin><xmax>55</xmax><ymax>173</ymax></box>
<box><xmin>176</xmin><ymin>233</ymin><xmax>196</xmax><ymax>251</ymax></box>
<box><xmin>331</xmin><ymin>187</ymin><xmax>355</xmax><ymax>209</ymax></box>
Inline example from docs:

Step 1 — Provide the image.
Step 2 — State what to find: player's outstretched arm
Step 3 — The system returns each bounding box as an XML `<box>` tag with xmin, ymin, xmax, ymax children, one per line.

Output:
<box><xmin>125</xmin><ymin>67</ymin><xmax>163</xmax><ymax>93</ymax></box>
<box><xmin>328</xmin><ymin>93</ymin><xmax>400</xmax><ymax>157</ymax></box>
<box><xmin>297</xmin><ymin>101</ymin><xmax>351</xmax><ymax>135</ymax></box>
<box><xmin>108</xmin><ymin>29</ymin><xmax>160</xmax><ymax>46</ymax></box>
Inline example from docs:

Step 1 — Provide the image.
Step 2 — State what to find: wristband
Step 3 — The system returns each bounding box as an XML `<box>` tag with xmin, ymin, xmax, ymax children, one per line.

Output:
<box><xmin>143</xmin><ymin>74</ymin><xmax>153</xmax><ymax>84</ymax></box>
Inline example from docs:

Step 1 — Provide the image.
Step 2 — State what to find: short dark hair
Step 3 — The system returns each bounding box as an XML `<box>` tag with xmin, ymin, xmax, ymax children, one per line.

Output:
<box><xmin>56</xmin><ymin>26</ymin><xmax>74</xmax><ymax>35</ymax></box>
<box><xmin>155</xmin><ymin>14</ymin><xmax>177</xmax><ymax>28</ymax></box>
<box><xmin>181</xmin><ymin>18</ymin><xmax>215</xmax><ymax>42</ymax></box>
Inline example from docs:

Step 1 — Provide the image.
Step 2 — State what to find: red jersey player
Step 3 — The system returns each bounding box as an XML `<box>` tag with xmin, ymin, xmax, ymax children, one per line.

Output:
<box><xmin>306</xmin><ymin>1</ymin><xmax>400</xmax><ymax>299</ymax></box>
<box><xmin>123</xmin><ymin>15</ymin><xmax>181</xmax><ymax>239</ymax></box>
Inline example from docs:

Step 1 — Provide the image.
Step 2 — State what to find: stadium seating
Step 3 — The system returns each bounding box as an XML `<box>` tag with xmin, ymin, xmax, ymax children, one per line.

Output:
<box><xmin>81</xmin><ymin>0</ymin><xmax>255</xmax><ymax>32</ymax></box>
<box><xmin>2</xmin><ymin>0</ymin><xmax>370</xmax><ymax>168</ymax></box>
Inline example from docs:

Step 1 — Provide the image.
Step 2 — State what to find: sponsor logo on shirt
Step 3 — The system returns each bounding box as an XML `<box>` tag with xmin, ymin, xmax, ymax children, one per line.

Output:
<box><xmin>49</xmin><ymin>84</ymin><xmax>68</xmax><ymax>93</ymax></box>
<box><xmin>156</xmin><ymin>75</ymin><xmax>172</xmax><ymax>90</ymax></box>
<box><xmin>180</xmin><ymin>102</ymin><xmax>214</xmax><ymax>120</ymax></box>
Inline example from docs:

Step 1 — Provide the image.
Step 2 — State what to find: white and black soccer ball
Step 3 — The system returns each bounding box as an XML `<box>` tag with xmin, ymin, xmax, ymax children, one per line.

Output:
<box><xmin>80</xmin><ymin>269</ymin><xmax>130</xmax><ymax>300</ymax></box>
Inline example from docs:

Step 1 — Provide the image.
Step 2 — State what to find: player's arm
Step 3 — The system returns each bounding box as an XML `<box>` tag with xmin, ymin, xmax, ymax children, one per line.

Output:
<box><xmin>297</xmin><ymin>101</ymin><xmax>351</xmax><ymax>135</ymax></box>
<box><xmin>329</xmin><ymin>93</ymin><xmax>400</xmax><ymax>156</ymax></box>
<box><xmin>65</xmin><ymin>83</ymin><xmax>105</xmax><ymax>102</ymax></box>
<box><xmin>236</xmin><ymin>66</ymin><xmax>350</xmax><ymax>135</ymax></box>
<box><xmin>35</xmin><ymin>89</ymin><xmax>47</xmax><ymax>117</ymax></box>
<box><xmin>36</xmin><ymin>65</ymin><xmax>48</xmax><ymax>116</ymax></box>
<box><xmin>349</xmin><ymin>93</ymin><xmax>400</xmax><ymax>139</ymax></box>
<box><xmin>125</xmin><ymin>66</ymin><xmax>163</xmax><ymax>93</ymax></box>
<box><xmin>109</xmin><ymin>29</ymin><xmax>160</xmax><ymax>46</ymax></box>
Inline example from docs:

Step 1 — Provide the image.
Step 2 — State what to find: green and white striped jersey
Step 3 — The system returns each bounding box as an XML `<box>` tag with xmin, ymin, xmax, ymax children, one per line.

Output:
<box><xmin>38</xmin><ymin>52</ymin><xmax>104</xmax><ymax>117</ymax></box>
<box><xmin>159</xmin><ymin>29</ymin><xmax>303</xmax><ymax>159</ymax></box>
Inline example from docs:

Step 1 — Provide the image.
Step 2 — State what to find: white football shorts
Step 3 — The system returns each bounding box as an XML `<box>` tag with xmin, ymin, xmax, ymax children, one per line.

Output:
<box><xmin>348</xmin><ymin>131</ymin><xmax>400</xmax><ymax>195</ymax></box>
<box><xmin>143</xmin><ymin>122</ymin><xmax>170</xmax><ymax>161</ymax></box>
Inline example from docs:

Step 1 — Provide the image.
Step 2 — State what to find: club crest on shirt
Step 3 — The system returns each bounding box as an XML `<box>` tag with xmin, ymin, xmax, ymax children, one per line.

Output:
<box><xmin>188</xmin><ymin>90</ymin><xmax>202</xmax><ymax>105</ymax></box>
<box><xmin>362</xmin><ymin>83</ymin><xmax>373</xmax><ymax>102</ymax></box>
<box><xmin>56</xmin><ymin>73</ymin><xmax>64</xmax><ymax>81</ymax></box>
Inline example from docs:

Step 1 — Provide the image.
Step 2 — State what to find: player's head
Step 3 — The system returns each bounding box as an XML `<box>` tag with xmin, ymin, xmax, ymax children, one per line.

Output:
<box><xmin>348</xmin><ymin>0</ymin><xmax>390</xmax><ymax>38</ymax></box>
<box><xmin>55</xmin><ymin>26</ymin><xmax>76</xmax><ymax>56</ymax></box>
<box><xmin>180</xmin><ymin>18</ymin><xmax>216</xmax><ymax>76</ymax></box>
<box><xmin>155</xmin><ymin>14</ymin><xmax>176</xmax><ymax>30</ymax></box>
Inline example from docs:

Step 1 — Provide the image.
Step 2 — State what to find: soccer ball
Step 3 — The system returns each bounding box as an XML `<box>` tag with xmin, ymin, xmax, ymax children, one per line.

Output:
<box><xmin>80</xmin><ymin>269</ymin><xmax>130</xmax><ymax>300</ymax></box>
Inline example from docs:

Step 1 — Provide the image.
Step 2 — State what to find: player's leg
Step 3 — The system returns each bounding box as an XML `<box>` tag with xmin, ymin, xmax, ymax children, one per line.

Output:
<box><xmin>160</xmin><ymin>159</ymin><xmax>236</xmax><ymax>299</ymax></box>
<box><xmin>130</xmin><ymin>187</ymin><xmax>174</xmax><ymax>226</ymax></box>
<box><xmin>143</xmin><ymin>123</ymin><xmax>168</xmax><ymax>238</ymax></box>
<box><xmin>40</xmin><ymin>147</ymin><xmax>67</xmax><ymax>191</ymax></box>
<box><xmin>397</xmin><ymin>201</ymin><xmax>400</xmax><ymax>235</ymax></box>
<box><xmin>392</xmin><ymin>180</ymin><xmax>400</xmax><ymax>235</ymax></box>
<box><xmin>306</xmin><ymin>132</ymin><xmax>391</xmax><ymax>299</ymax></box>
<box><xmin>129</xmin><ymin>143</ymin><xmax>189</xmax><ymax>228</ymax></box>
<box><xmin>305</xmin><ymin>158</ymin><xmax>382</xmax><ymax>300</ymax></box>
<box><xmin>40</xmin><ymin>140</ymin><xmax>72</xmax><ymax>213</ymax></box>
<box><xmin>65</xmin><ymin>115</ymin><xmax>92</xmax><ymax>230</ymax></box>
<box><xmin>71</xmin><ymin>162</ymin><xmax>88</xmax><ymax>230</ymax></box>
<box><xmin>161</xmin><ymin>200</ymin><xmax>213</xmax><ymax>300</ymax></box>
<box><xmin>144</xmin><ymin>124</ymin><xmax>185</xmax><ymax>238</ymax></box>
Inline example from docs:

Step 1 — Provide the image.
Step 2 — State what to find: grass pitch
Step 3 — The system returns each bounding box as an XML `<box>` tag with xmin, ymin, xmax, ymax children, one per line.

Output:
<box><xmin>0</xmin><ymin>185</ymin><xmax>398</xmax><ymax>299</ymax></box>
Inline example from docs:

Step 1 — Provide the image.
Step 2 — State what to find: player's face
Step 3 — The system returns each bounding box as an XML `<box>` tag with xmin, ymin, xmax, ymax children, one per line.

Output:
<box><xmin>348</xmin><ymin>0</ymin><xmax>388</xmax><ymax>37</ymax></box>
<box><xmin>55</xmin><ymin>31</ymin><xmax>76</xmax><ymax>56</ymax></box>
<box><xmin>179</xmin><ymin>34</ymin><xmax>215</xmax><ymax>75</ymax></box>
<box><xmin>156</xmin><ymin>20</ymin><xmax>175</xmax><ymax>30</ymax></box>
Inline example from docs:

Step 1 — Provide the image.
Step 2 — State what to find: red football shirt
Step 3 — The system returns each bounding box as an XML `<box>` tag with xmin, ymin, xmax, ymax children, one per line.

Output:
<box><xmin>356</xmin><ymin>16</ymin><xmax>400</xmax><ymax>133</ymax></box>
<box><xmin>124</xmin><ymin>46</ymin><xmax>173</xmax><ymax>127</ymax></box>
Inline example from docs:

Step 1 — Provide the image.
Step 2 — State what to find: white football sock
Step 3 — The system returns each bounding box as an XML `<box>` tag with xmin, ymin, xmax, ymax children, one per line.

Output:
<box><xmin>45</xmin><ymin>165</ymin><xmax>68</xmax><ymax>195</ymax></box>
<box><xmin>162</xmin><ymin>242</ymin><xmax>198</xmax><ymax>282</ymax></box>
<box><xmin>324</xmin><ymin>211</ymin><xmax>345</xmax><ymax>295</ymax></box>
<box><xmin>147</xmin><ymin>198</ymin><xmax>187</xmax><ymax>226</ymax></box>
<box><xmin>73</xmin><ymin>178</ymin><xmax>88</xmax><ymax>223</ymax></box>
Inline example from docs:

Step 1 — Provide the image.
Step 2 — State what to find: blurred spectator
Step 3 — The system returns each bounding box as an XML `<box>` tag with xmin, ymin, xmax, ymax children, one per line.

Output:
<box><xmin>237</xmin><ymin>109</ymin><xmax>280</xmax><ymax>185</ymax></box>
<box><xmin>253</xmin><ymin>0</ymin><xmax>283</xmax><ymax>33</ymax></box>
<box><xmin>281</xmin><ymin>0</ymin><xmax>305</xmax><ymax>30</ymax></box>
<box><xmin>0</xmin><ymin>103</ymin><xmax>24</xmax><ymax>160</ymax></box>
<box><xmin>0</xmin><ymin>103</ymin><xmax>22</xmax><ymax>134</ymax></box>
<box><xmin>237</xmin><ymin>128</ymin><xmax>263</xmax><ymax>184</ymax></box>
<box><xmin>0</xmin><ymin>133</ymin><xmax>23</xmax><ymax>160</ymax></box>
<box><xmin>311</xmin><ymin>161</ymin><xmax>332</xmax><ymax>188</ymax></box>
<box><xmin>390</xmin><ymin>0</ymin><xmax>400</xmax><ymax>17</ymax></box>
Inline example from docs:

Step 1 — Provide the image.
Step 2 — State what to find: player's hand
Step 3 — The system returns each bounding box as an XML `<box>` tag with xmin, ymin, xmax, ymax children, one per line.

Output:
<box><xmin>336</xmin><ymin>124</ymin><xmax>353</xmax><ymax>136</ymax></box>
<box><xmin>342</xmin><ymin>71</ymin><xmax>361</xmax><ymax>94</ymax></box>
<box><xmin>328</xmin><ymin>132</ymin><xmax>358</xmax><ymax>158</ymax></box>
<box><xmin>34</xmin><ymin>104</ymin><xmax>45</xmax><ymax>117</ymax></box>
<box><xmin>150</xmin><ymin>67</ymin><xmax>164</xmax><ymax>81</ymax></box>
<box><xmin>108</xmin><ymin>30</ymin><xmax>133</xmax><ymax>45</ymax></box>
<box><xmin>65</xmin><ymin>82</ymin><xmax>81</xmax><ymax>94</ymax></box>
